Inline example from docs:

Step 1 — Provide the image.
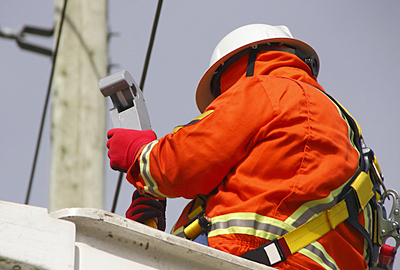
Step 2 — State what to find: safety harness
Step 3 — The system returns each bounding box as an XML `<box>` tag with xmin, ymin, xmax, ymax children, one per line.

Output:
<box><xmin>241</xmin><ymin>89</ymin><xmax>387</xmax><ymax>267</ymax></box>
<box><xmin>179</xmin><ymin>89</ymin><xmax>394</xmax><ymax>267</ymax></box>
<box><xmin>180</xmin><ymin>47</ymin><xmax>399</xmax><ymax>268</ymax></box>
<box><xmin>237</xmin><ymin>45</ymin><xmax>396</xmax><ymax>267</ymax></box>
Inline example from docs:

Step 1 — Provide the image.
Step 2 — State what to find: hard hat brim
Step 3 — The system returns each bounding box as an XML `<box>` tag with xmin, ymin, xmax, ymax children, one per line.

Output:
<box><xmin>195</xmin><ymin>37</ymin><xmax>318</xmax><ymax>113</ymax></box>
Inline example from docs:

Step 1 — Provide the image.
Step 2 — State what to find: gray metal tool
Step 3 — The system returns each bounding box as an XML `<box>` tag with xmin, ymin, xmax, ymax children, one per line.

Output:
<box><xmin>99</xmin><ymin>70</ymin><xmax>151</xmax><ymax>130</ymax></box>
<box><xmin>378</xmin><ymin>189</ymin><xmax>400</xmax><ymax>251</ymax></box>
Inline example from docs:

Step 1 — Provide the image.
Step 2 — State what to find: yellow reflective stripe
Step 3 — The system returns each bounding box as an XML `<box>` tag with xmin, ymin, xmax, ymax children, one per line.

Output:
<box><xmin>170</xmin><ymin>224</ymin><xmax>185</xmax><ymax>237</ymax></box>
<box><xmin>172</xmin><ymin>110</ymin><xmax>214</xmax><ymax>133</ymax></box>
<box><xmin>375</xmin><ymin>209</ymin><xmax>382</xmax><ymax>246</ymax></box>
<box><xmin>332</xmin><ymin>97</ymin><xmax>358</xmax><ymax>151</ymax></box>
<box><xmin>190</xmin><ymin>110</ymin><xmax>213</xmax><ymax>122</ymax></box>
<box><xmin>172</xmin><ymin>125</ymin><xmax>184</xmax><ymax>134</ymax></box>
<box><xmin>209</xmin><ymin>212</ymin><xmax>294</xmax><ymax>240</ymax></box>
<box><xmin>211</xmin><ymin>226</ymin><xmax>280</xmax><ymax>242</ymax></box>
<box><xmin>363</xmin><ymin>203</ymin><xmax>373</xmax><ymax>261</ymax></box>
<box><xmin>284</xmin><ymin>177</ymin><xmax>351</xmax><ymax>227</ymax></box>
<box><xmin>298</xmin><ymin>242</ymin><xmax>338</xmax><ymax>270</ymax></box>
<box><xmin>282</xmin><ymin>199</ymin><xmax>349</xmax><ymax>254</ymax></box>
<box><xmin>351</xmin><ymin>171</ymin><xmax>374</xmax><ymax>210</ymax></box>
<box><xmin>334</xmin><ymin>99</ymin><xmax>362</xmax><ymax>136</ymax></box>
<box><xmin>139</xmin><ymin>141</ymin><xmax>168</xmax><ymax>198</ymax></box>
<box><xmin>373</xmin><ymin>156</ymin><xmax>382</xmax><ymax>175</ymax></box>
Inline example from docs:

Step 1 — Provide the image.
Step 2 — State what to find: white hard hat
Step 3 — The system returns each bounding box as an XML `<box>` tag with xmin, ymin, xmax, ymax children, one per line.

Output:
<box><xmin>196</xmin><ymin>24</ymin><xmax>319</xmax><ymax>113</ymax></box>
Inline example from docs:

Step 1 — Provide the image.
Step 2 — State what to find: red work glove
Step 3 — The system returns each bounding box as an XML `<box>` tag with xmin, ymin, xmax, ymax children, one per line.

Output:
<box><xmin>126</xmin><ymin>190</ymin><xmax>166</xmax><ymax>231</ymax></box>
<box><xmin>106</xmin><ymin>128</ymin><xmax>156</xmax><ymax>172</ymax></box>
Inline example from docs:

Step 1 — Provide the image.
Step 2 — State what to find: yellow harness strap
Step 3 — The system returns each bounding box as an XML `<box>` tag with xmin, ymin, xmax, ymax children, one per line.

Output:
<box><xmin>242</xmin><ymin>171</ymin><xmax>375</xmax><ymax>266</ymax></box>
<box><xmin>283</xmin><ymin>199</ymin><xmax>349</xmax><ymax>255</ymax></box>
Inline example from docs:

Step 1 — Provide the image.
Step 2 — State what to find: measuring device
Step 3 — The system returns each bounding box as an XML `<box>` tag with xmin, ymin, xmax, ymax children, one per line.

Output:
<box><xmin>99</xmin><ymin>70</ymin><xmax>151</xmax><ymax>131</ymax></box>
<box><xmin>99</xmin><ymin>70</ymin><xmax>157</xmax><ymax>228</ymax></box>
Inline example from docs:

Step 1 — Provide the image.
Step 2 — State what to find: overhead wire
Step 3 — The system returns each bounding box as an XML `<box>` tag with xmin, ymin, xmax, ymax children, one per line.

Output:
<box><xmin>110</xmin><ymin>0</ymin><xmax>164</xmax><ymax>213</ymax></box>
<box><xmin>25</xmin><ymin>0</ymin><xmax>69</xmax><ymax>204</ymax></box>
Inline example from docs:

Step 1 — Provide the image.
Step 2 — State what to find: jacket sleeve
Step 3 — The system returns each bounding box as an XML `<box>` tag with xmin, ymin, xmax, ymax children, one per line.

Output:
<box><xmin>127</xmin><ymin>78</ymin><xmax>274</xmax><ymax>199</ymax></box>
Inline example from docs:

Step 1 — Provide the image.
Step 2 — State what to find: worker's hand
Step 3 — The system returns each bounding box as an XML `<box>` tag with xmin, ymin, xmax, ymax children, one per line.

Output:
<box><xmin>106</xmin><ymin>128</ymin><xmax>157</xmax><ymax>172</ymax></box>
<box><xmin>126</xmin><ymin>190</ymin><xmax>166</xmax><ymax>231</ymax></box>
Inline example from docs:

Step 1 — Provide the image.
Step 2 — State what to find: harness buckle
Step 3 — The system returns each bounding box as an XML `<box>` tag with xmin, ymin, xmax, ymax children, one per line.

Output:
<box><xmin>372</xmin><ymin>159</ymin><xmax>388</xmax><ymax>196</ymax></box>
<box><xmin>378</xmin><ymin>189</ymin><xmax>400</xmax><ymax>251</ymax></box>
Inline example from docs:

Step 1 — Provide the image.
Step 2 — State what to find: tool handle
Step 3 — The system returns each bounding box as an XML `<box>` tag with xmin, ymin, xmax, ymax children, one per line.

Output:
<box><xmin>144</xmin><ymin>218</ymin><xmax>158</xmax><ymax>229</ymax></box>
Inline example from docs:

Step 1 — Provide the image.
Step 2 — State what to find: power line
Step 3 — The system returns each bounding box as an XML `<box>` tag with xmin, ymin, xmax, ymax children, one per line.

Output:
<box><xmin>25</xmin><ymin>0</ymin><xmax>69</xmax><ymax>205</ymax></box>
<box><xmin>111</xmin><ymin>0</ymin><xmax>164</xmax><ymax>213</ymax></box>
<box><xmin>140</xmin><ymin>0</ymin><xmax>164</xmax><ymax>90</ymax></box>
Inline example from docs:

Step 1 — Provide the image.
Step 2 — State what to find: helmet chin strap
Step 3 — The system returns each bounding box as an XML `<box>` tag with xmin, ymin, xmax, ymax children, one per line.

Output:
<box><xmin>211</xmin><ymin>44</ymin><xmax>319</xmax><ymax>98</ymax></box>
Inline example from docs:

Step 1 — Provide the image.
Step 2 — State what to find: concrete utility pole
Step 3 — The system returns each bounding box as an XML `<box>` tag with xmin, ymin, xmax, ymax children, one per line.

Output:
<box><xmin>49</xmin><ymin>0</ymin><xmax>108</xmax><ymax>211</ymax></box>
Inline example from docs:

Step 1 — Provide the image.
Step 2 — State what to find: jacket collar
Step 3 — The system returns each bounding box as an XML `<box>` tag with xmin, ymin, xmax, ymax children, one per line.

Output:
<box><xmin>220</xmin><ymin>50</ymin><xmax>324</xmax><ymax>95</ymax></box>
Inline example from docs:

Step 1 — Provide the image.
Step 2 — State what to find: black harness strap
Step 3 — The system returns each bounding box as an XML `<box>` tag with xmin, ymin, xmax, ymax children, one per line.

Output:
<box><xmin>246</xmin><ymin>48</ymin><xmax>258</xmax><ymax>77</ymax></box>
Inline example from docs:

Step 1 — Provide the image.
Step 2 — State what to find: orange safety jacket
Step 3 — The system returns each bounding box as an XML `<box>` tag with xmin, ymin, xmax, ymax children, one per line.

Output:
<box><xmin>127</xmin><ymin>51</ymin><xmax>370</xmax><ymax>270</ymax></box>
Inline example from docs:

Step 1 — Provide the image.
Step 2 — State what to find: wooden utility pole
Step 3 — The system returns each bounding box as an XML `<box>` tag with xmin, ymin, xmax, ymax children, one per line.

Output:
<box><xmin>49</xmin><ymin>0</ymin><xmax>108</xmax><ymax>211</ymax></box>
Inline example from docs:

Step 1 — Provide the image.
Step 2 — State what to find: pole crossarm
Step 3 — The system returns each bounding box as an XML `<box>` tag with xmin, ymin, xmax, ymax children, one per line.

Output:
<box><xmin>0</xmin><ymin>25</ymin><xmax>54</xmax><ymax>56</ymax></box>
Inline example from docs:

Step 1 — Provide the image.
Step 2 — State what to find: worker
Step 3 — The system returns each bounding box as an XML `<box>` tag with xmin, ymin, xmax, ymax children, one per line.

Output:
<box><xmin>107</xmin><ymin>24</ymin><xmax>373</xmax><ymax>269</ymax></box>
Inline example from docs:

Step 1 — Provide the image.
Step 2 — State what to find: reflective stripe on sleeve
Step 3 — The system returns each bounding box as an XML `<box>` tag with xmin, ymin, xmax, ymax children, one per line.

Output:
<box><xmin>173</xmin><ymin>110</ymin><xmax>214</xmax><ymax>133</ymax></box>
<box><xmin>139</xmin><ymin>140</ymin><xmax>168</xmax><ymax>198</ymax></box>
